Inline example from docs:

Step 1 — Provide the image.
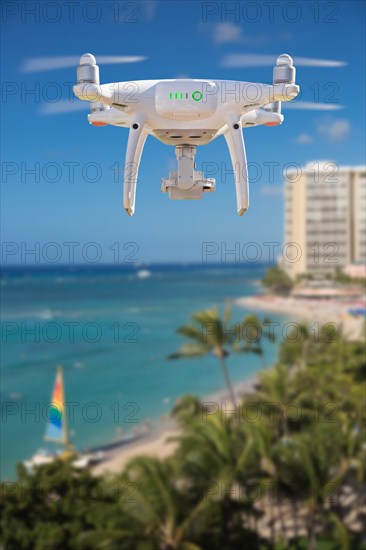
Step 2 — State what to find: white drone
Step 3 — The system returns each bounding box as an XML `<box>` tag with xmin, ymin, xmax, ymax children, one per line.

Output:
<box><xmin>73</xmin><ymin>53</ymin><xmax>299</xmax><ymax>216</ymax></box>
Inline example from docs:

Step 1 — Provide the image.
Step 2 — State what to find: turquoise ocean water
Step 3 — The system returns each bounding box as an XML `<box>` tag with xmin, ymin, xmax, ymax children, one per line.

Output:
<box><xmin>1</xmin><ymin>264</ymin><xmax>287</xmax><ymax>479</ymax></box>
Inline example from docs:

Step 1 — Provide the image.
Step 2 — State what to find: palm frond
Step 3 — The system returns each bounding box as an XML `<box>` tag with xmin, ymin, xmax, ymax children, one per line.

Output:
<box><xmin>192</xmin><ymin>307</ymin><xmax>219</xmax><ymax>325</ymax></box>
<box><xmin>168</xmin><ymin>344</ymin><xmax>210</xmax><ymax>360</ymax></box>
<box><xmin>176</xmin><ymin>324</ymin><xmax>206</xmax><ymax>343</ymax></box>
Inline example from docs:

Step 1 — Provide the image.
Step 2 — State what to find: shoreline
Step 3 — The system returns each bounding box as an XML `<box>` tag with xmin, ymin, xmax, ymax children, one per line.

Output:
<box><xmin>91</xmin><ymin>291</ymin><xmax>365</xmax><ymax>476</ymax></box>
<box><xmin>235</xmin><ymin>294</ymin><xmax>365</xmax><ymax>340</ymax></box>
<box><xmin>91</xmin><ymin>373</ymin><xmax>259</xmax><ymax>476</ymax></box>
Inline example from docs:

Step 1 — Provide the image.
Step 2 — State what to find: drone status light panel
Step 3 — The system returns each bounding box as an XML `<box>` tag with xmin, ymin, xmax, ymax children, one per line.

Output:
<box><xmin>155</xmin><ymin>81</ymin><xmax>217</xmax><ymax>120</ymax></box>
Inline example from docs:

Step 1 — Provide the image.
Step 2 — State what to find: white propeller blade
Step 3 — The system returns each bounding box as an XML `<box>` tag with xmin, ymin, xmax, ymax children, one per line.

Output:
<box><xmin>221</xmin><ymin>54</ymin><xmax>347</xmax><ymax>68</ymax></box>
<box><xmin>282</xmin><ymin>101</ymin><xmax>344</xmax><ymax>110</ymax></box>
<box><xmin>40</xmin><ymin>99</ymin><xmax>344</xmax><ymax>116</ymax></box>
<box><xmin>39</xmin><ymin>100</ymin><xmax>89</xmax><ymax>115</ymax></box>
<box><xmin>21</xmin><ymin>55</ymin><xmax>147</xmax><ymax>73</ymax></box>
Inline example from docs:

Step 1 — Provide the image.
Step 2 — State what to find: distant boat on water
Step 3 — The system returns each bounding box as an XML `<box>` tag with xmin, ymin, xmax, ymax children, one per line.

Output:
<box><xmin>24</xmin><ymin>366</ymin><xmax>104</xmax><ymax>471</ymax></box>
<box><xmin>9</xmin><ymin>392</ymin><xmax>22</xmax><ymax>401</ymax></box>
<box><xmin>136</xmin><ymin>269</ymin><xmax>152</xmax><ymax>279</ymax></box>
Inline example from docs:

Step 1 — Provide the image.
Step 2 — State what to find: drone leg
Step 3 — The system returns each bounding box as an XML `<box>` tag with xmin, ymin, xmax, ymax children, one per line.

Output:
<box><xmin>124</xmin><ymin>118</ymin><xmax>147</xmax><ymax>216</ymax></box>
<box><xmin>224</xmin><ymin>115</ymin><xmax>249</xmax><ymax>216</ymax></box>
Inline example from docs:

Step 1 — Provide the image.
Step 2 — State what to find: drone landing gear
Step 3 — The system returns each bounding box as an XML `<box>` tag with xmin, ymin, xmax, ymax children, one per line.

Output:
<box><xmin>223</xmin><ymin>115</ymin><xmax>249</xmax><ymax>216</ymax></box>
<box><xmin>124</xmin><ymin>117</ymin><xmax>147</xmax><ymax>216</ymax></box>
<box><xmin>161</xmin><ymin>145</ymin><xmax>215</xmax><ymax>200</ymax></box>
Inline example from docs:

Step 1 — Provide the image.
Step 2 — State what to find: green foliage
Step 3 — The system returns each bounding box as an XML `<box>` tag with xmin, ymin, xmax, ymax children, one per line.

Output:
<box><xmin>1</xmin><ymin>320</ymin><xmax>365</xmax><ymax>550</ymax></box>
<box><xmin>262</xmin><ymin>266</ymin><xmax>294</xmax><ymax>295</ymax></box>
<box><xmin>332</xmin><ymin>267</ymin><xmax>366</xmax><ymax>287</ymax></box>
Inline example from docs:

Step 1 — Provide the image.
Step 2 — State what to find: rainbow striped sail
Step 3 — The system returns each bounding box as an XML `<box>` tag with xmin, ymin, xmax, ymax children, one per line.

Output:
<box><xmin>45</xmin><ymin>367</ymin><xmax>67</xmax><ymax>444</ymax></box>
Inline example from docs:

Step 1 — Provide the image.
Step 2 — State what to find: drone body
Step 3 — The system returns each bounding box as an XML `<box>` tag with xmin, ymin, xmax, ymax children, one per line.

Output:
<box><xmin>73</xmin><ymin>54</ymin><xmax>299</xmax><ymax>216</ymax></box>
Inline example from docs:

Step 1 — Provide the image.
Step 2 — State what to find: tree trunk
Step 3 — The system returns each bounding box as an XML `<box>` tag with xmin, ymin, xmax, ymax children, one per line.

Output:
<box><xmin>278</xmin><ymin>497</ymin><xmax>286</xmax><ymax>541</ymax></box>
<box><xmin>300</xmin><ymin>341</ymin><xmax>308</xmax><ymax>371</ymax></box>
<box><xmin>308</xmin><ymin>529</ymin><xmax>317</xmax><ymax>550</ymax></box>
<box><xmin>293</xmin><ymin>499</ymin><xmax>300</xmax><ymax>543</ymax></box>
<box><xmin>221</xmin><ymin>498</ymin><xmax>231</xmax><ymax>550</ymax></box>
<box><xmin>269</xmin><ymin>500</ymin><xmax>276</xmax><ymax>546</ymax></box>
<box><xmin>281</xmin><ymin>406</ymin><xmax>289</xmax><ymax>437</ymax></box>
<box><xmin>260</xmin><ymin>352</ymin><xmax>267</xmax><ymax>369</ymax></box>
<box><xmin>219</xmin><ymin>356</ymin><xmax>236</xmax><ymax>405</ymax></box>
<box><xmin>307</xmin><ymin>512</ymin><xmax>317</xmax><ymax>550</ymax></box>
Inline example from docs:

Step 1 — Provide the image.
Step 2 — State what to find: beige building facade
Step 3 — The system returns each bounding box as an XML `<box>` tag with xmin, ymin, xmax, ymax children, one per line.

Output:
<box><xmin>283</xmin><ymin>162</ymin><xmax>366</xmax><ymax>279</ymax></box>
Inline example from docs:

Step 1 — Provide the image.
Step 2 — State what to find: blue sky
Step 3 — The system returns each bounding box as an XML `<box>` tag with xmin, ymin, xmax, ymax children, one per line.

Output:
<box><xmin>1</xmin><ymin>0</ymin><xmax>365</xmax><ymax>264</ymax></box>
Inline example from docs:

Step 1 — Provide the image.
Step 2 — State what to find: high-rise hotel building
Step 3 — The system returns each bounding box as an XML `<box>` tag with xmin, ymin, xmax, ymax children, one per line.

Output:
<box><xmin>283</xmin><ymin>162</ymin><xmax>366</xmax><ymax>279</ymax></box>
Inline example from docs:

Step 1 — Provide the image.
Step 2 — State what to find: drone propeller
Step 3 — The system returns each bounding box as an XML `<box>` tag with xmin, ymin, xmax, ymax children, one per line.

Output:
<box><xmin>259</xmin><ymin>55</ymin><xmax>345</xmax><ymax>114</ymax></box>
<box><xmin>281</xmin><ymin>101</ymin><xmax>343</xmax><ymax>110</ymax></box>
<box><xmin>37</xmin><ymin>53</ymin><xmax>344</xmax><ymax>116</ymax></box>
<box><xmin>39</xmin><ymin>100</ymin><xmax>89</xmax><ymax>116</ymax></box>
<box><xmin>221</xmin><ymin>53</ymin><xmax>347</xmax><ymax>68</ymax></box>
<box><xmin>21</xmin><ymin>55</ymin><xmax>147</xmax><ymax>73</ymax></box>
<box><xmin>40</xmin><ymin>99</ymin><xmax>343</xmax><ymax>116</ymax></box>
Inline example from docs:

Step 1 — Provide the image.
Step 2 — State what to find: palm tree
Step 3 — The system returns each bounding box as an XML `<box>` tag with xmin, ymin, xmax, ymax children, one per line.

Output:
<box><xmin>168</xmin><ymin>307</ymin><xmax>273</xmax><ymax>404</ymax></box>
<box><xmin>171</xmin><ymin>395</ymin><xmax>205</xmax><ymax>428</ymax></box>
<box><xmin>249</xmin><ymin>363</ymin><xmax>300</xmax><ymax>438</ymax></box>
<box><xmin>273</xmin><ymin>424</ymin><xmax>348</xmax><ymax>550</ymax></box>
<box><xmin>172</xmin><ymin>411</ymin><xmax>261</xmax><ymax>549</ymax></box>
<box><xmin>120</xmin><ymin>456</ymin><xmax>204</xmax><ymax>549</ymax></box>
<box><xmin>234</xmin><ymin>314</ymin><xmax>275</xmax><ymax>369</ymax></box>
<box><xmin>167</xmin><ymin>307</ymin><xmax>238</xmax><ymax>404</ymax></box>
<box><xmin>279</xmin><ymin>322</ymin><xmax>312</xmax><ymax>372</ymax></box>
<box><xmin>79</xmin><ymin>456</ymin><xmax>206</xmax><ymax>550</ymax></box>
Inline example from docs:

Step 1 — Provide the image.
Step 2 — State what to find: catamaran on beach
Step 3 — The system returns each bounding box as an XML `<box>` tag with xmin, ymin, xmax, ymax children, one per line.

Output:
<box><xmin>24</xmin><ymin>366</ymin><xmax>104</xmax><ymax>471</ymax></box>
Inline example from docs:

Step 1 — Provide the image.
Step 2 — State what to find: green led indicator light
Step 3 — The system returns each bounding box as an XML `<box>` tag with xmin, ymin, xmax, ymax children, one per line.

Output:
<box><xmin>192</xmin><ymin>90</ymin><xmax>203</xmax><ymax>101</ymax></box>
<box><xmin>169</xmin><ymin>91</ymin><xmax>203</xmax><ymax>101</ymax></box>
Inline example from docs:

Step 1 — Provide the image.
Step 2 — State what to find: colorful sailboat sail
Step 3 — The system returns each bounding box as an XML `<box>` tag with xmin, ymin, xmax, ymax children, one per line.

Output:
<box><xmin>23</xmin><ymin>365</ymin><xmax>106</xmax><ymax>471</ymax></box>
<box><xmin>44</xmin><ymin>366</ymin><xmax>68</xmax><ymax>445</ymax></box>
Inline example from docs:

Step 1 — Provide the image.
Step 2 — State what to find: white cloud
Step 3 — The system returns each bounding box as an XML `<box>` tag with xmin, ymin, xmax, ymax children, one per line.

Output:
<box><xmin>205</xmin><ymin>24</ymin><xmax>297</xmax><ymax>47</ymax></box>
<box><xmin>261</xmin><ymin>185</ymin><xmax>283</xmax><ymax>196</ymax></box>
<box><xmin>213</xmin><ymin>22</ymin><xmax>244</xmax><ymax>44</ymax></box>
<box><xmin>296</xmin><ymin>133</ymin><xmax>313</xmax><ymax>144</ymax></box>
<box><xmin>317</xmin><ymin>119</ymin><xmax>351</xmax><ymax>143</ymax></box>
<box><xmin>209</xmin><ymin>23</ymin><xmax>268</xmax><ymax>46</ymax></box>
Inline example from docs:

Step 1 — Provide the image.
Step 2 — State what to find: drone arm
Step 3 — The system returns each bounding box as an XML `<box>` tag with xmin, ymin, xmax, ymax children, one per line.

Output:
<box><xmin>269</xmin><ymin>83</ymin><xmax>299</xmax><ymax>104</ymax></box>
<box><xmin>124</xmin><ymin>115</ymin><xmax>147</xmax><ymax>216</ymax></box>
<box><xmin>241</xmin><ymin>109</ymin><xmax>284</xmax><ymax>127</ymax></box>
<box><xmin>73</xmin><ymin>83</ymin><xmax>115</xmax><ymax>105</ymax></box>
<box><xmin>234</xmin><ymin>83</ymin><xmax>299</xmax><ymax>119</ymax></box>
<box><xmin>224</xmin><ymin>113</ymin><xmax>249</xmax><ymax>216</ymax></box>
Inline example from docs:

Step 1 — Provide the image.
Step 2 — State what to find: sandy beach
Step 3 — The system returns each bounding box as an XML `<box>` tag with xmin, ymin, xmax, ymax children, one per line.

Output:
<box><xmin>92</xmin><ymin>374</ymin><xmax>259</xmax><ymax>476</ymax></box>
<box><xmin>92</xmin><ymin>425</ymin><xmax>180</xmax><ymax>475</ymax></box>
<box><xmin>235</xmin><ymin>295</ymin><xmax>365</xmax><ymax>340</ymax></box>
